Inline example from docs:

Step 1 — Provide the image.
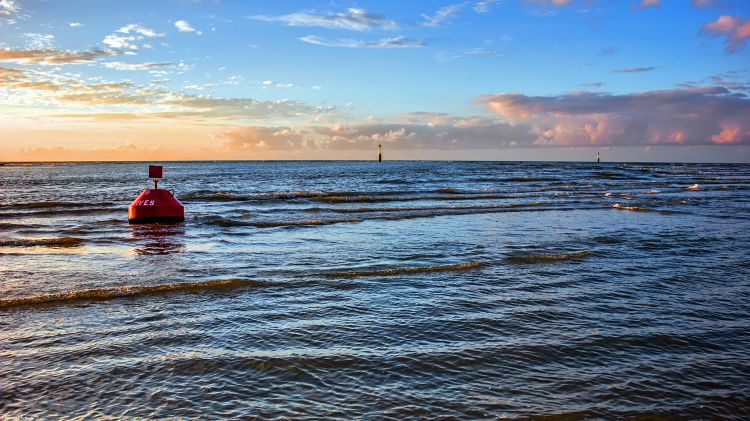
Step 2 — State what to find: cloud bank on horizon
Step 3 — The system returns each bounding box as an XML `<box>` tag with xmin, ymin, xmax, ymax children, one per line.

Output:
<box><xmin>0</xmin><ymin>0</ymin><xmax>749</xmax><ymax>161</ymax></box>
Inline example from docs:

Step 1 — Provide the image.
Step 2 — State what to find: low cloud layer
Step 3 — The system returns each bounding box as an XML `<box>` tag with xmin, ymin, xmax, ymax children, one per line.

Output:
<box><xmin>0</xmin><ymin>65</ymin><xmax>333</xmax><ymax>122</ymax></box>
<box><xmin>217</xmin><ymin>118</ymin><xmax>535</xmax><ymax>152</ymax></box>
<box><xmin>215</xmin><ymin>86</ymin><xmax>750</xmax><ymax>153</ymax></box>
<box><xmin>0</xmin><ymin>48</ymin><xmax>114</xmax><ymax>64</ymax></box>
<box><xmin>477</xmin><ymin>87</ymin><xmax>750</xmax><ymax>146</ymax></box>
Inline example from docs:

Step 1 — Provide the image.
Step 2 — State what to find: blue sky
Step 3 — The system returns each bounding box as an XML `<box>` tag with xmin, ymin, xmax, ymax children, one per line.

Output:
<box><xmin>0</xmin><ymin>0</ymin><xmax>749</xmax><ymax>161</ymax></box>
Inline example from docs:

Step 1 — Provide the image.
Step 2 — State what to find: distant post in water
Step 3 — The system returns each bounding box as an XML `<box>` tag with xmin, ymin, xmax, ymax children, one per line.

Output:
<box><xmin>596</xmin><ymin>152</ymin><xmax>600</xmax><ymax>163</ymax></box>
<box><xmin>378</xmin><ymin>144</ymin><xmax>382</xmax><ymax>162</ymax></box>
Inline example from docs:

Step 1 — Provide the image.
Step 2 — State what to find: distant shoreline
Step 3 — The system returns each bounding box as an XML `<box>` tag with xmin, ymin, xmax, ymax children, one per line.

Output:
<box><xmin>1</xmin><ymin>159</ymin><xmax>748</xmax><ymax>165</ymax></box>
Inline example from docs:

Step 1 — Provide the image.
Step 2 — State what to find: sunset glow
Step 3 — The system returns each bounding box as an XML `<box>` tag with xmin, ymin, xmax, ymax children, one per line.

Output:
<box><xmin>1</xmin><ymin>0</ymin><xmax>749</xmax><ymax>161</ymax></box>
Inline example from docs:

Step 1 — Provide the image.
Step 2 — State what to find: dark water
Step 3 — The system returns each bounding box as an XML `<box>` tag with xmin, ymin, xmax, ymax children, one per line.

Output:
<box><xmin>1</xmin><ymin>161</ymin><xmax>749</xmax><ymax>419</ymax></box>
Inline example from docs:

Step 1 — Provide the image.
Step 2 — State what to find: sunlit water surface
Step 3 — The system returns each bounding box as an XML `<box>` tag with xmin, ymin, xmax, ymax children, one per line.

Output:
<box><xmin>1</xmin><ymin>161</ymin><xmax>749</xmax><ymax>419</ymax></box>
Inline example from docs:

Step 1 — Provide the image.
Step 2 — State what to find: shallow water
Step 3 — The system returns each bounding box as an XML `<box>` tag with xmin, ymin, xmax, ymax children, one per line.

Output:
<box><xmin>1</xmin><ymin>161</ymin><xmax>749</xmax><ymax>419</ymax></box>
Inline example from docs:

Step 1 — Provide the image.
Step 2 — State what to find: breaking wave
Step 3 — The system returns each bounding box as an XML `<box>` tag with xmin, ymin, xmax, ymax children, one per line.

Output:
<box><xmin>612</xmin><ymin>203</ymin><xmax>649</xmax><ymax>212</ymax></box>
<box><xmin>0</xmin><ymin>201</ymin><xmax>115</xmax><ymax>210</ymax></box>
<box><xmin>0</xmin><ymin>279</ymin><xmax>263</xmax><ymax>309</ymax></box>
<box><xmin>507</xmin><ymin>251</ymin><xmax>590</xmax><ymax>263</ymax></box>
<box><xmin>325</xmin><ymin>261</ymin><xmax>484</xmax><ymax>277</ymax></box>
<box><xmin>0</xmin><ymin>237</ymin><xmax>84</xmax><ymax>248</ymax></box>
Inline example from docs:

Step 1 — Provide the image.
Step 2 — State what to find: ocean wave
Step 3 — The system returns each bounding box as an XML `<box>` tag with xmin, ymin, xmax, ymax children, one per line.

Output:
<box><xmin>0</xmin><ymin>201</ymin><xmax>115</xmax><ymax>210</ymax></box>
<box><xmin>611</xmin><ymin>203</ymin><xmax>674</xmax><ymax>214</ymax></box>
<box><xmin>0</xmin><ymin>207</ymin><xmax>120</xmax><ymax>218</ymax></box>
<box><xmin>252</xmin><ymin>218</ymin><xmax>363</xmax><ymax>228</ymax></box>
<box><xmin>202</xmin><ymin>215</ymin><xmax>363</xmax><ymax>228</ymax></box>
<box><xmin>325</xmin><ymin>261</ymin><xmax>484</xmax><ymax>277</ymax></box>
<box><xmin>0</xmin><ymin>222</ymin><xmax>35</xmax><ymax>230</ymax></box>
<box><xmin>505</xmin><ymin>176</ymin><xmax>560</xmax><ymax>182</ymax></box>
<box><xmin>507</xmin><ymin>251</ymin><xmax>590</xmax><ymax>263</ymax></box>
<box><xmin>182</xmin><ymin>190</ymin><xmax>401</xmax><ymax>203</ymax></box>
<box><xmin>303</xmin><ymin>202</ymin><xmax>549</xmax><ymax>214</ymax></box>
<box><xmin>313</xmin><ymin>193</ymin><xmax>512</xmax><ymax>204</ymax></box>
<box><xmin>203</xmin><ymin>203</ymin><xmax>582</xmax><ymax>229</ymax></box>
<box><xmin>0</xmin><ymin>279</ymin><xmax>263</xmax><ymax>309</ymax></box>
<box><xmin>436</xmin><ymin>188</ymin><xmax>462</xmax><ymax>194</ymax></box>
<box><xmin>0</xmin><ymin>237</ymin><xmax>84</xmax><ymax>248</ymax></box>
<box><xmin>593</xmin><ymin>171</ymin><xmax>630</xmax><ymax>179</ymax></box>
<box><xmin>612</xmin><ymin>203</ymin><xmax>649</xmax><ymax>212</ymax></box>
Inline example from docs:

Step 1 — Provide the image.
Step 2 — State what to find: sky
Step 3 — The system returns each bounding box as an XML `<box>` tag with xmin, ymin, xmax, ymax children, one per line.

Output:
<box><xmin>0</xmin><ymin>0</ymin><xmax>749</xmax><ymax>162</ymax></box>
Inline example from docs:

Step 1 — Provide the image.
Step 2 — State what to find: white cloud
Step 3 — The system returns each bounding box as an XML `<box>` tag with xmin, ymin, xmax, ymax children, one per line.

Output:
<box><xmin>69</xmin><ymin>22</ymin><xmax>83</xmax><ymax>28</ymax></box>
<box><xmin>474</xmin><ymin>0</ymin><xmax>502</xmax><ymax>13</ymax></box>
<box><xmin>175</xmin><ymin>20</ymin><xmax>202</xmax><ymax>35</ymax></box>
<box><xmin>260</xmin><ymin>80</ymin><xmax>294</xmax><ymax>88</ymax></box>
<box><xmin>0</xmin><ymin>0</ymin><xmax>20</xmax><ymax>20</ymax></box>
<box><xmin>420</xmin><ymin>4</ymin><xmax>464</xmax><ymax>27</ymax></box>
<box><xmin>118</xmin><ymin>24</ymin><xmax>164</xmax><ymax>38</ymax></box>
<box><xmin>103</xmin><ymin>34</ymin><xmax>138</xmax><ymax>50</ymax></box>
<box><xmin>102</xmin><ymin>61</ymin><xmax>172</xmax><ymax>71</ymax></box>
<box><xmin>23</xmin><ymin>33</ymin><xmax>55</xmax><ymax>49</ymax></box>
<box><xmin>249</xmin><ymin>8</ymin><xmax>397</xmax><ymax>31</ymax></box>
<box><xmin>299</xmin><ymin>35</ymin><xmax>425</xmax><ymax>48</ymax></box>
<box><xmin>102</xmin><ymin>24</ymin><xmax>165</xmax><ymax>51</ymax></box>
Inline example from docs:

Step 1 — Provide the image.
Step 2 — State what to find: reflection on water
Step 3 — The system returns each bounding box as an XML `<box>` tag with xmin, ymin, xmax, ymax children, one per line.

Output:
<box><xmin>129</xmin><ymin>223</ymin><xmax>186</xmax><ymax>256</ymax></box>
<box><xmin>1</xmin><ymin>161</ymin><xmax>749</xmax><ymax>419</ymax></box>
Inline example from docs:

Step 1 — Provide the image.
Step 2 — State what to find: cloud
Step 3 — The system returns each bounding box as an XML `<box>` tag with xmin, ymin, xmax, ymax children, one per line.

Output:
<box><xmin>217</xmin><ymin>118</ymin><xmax>537</xmax><ymax>152</ymax></box>
<box><xmin>299</xmin><ymin>35</ymin><xmax>424</xmax><ymax>48</ymax></box>
<box><xmin>175</xmin><ymin>20</ymin><xmax>202</xmax><ymax>35</ymax></box>
<box><xmin>436</xmin><ymin>47</ymin><xmax>503</xmax><ymax>61</ymax></box>
<box><xmin>0</xmin><ymin>48</ymin><xmax>114</xmax><ymax>65</ymax></box>
<box><xmin>0</xmin><ymin>65</ymin><xmax>333</xmax><ymax>123</ymax></box>
<box><xmin>474</xmin><ymin>0</ymin><xmax>502</xmax><ymax>13</ymax></box>
<box><xmin>701</xmin><ymin>15</ymin><xmax>750</xmax><ymax>54</ymax></box>
<box><xmin>23</xmin><ymin>33</ymin><xmax>55</xmax><ymax>49</ymax></box>
<box><xmin>117</xmin><ymin>24</ymin><xmax>164</xmax><ymax>38</ymax></box>
<box><xmin>637</xmin><ymin>0</ymin><xmax>661</xmax><ymax>8</ymax></box>
<box><xmin>260</xmin><ymin>80</ymin><xmax>294</xmax><ymax>89</ymax></box>
<box><xmin>103</xmin><ymin>24</ymin><xmax>165</xmax><ymax>51</ymax></box>
<box><xmin>102</xmin><ymin>61</ymin><xmax>172</xmax><ymax>70</ymax></box>
<box><xmin>580</xmin><ymin>82</ymin><xmax>606</xmax><ymax>88</ymax></box>
<box><xmin>709</xmin><ymin>74</ymin><xmax>750</xmax><ymax>91</ymax></box>
<box><xmin>420</xmin><ymin>4</ymin><xmax>464</xmax><ymax>27</ymax></box>
<box><xmin>526</xmin><ymin>0</ymin><xmax>573</xmax><ymax>7</ymax></box>
<box><xmin>613</xmin><ymin>66</ymin><xmax>658</xmax><ymax>73</ymax></box>
<box><xmin>599</xmin><ymin>46</ymin><xmax>618</xmax><ymax>55</ymax></box>
<box><xmin>0</xmin><ymin>0</ymin><xmax>20</xmax><ymax>20</ymax></box>
<box><xmin>69</xmin><ymin>22</ymin><xmax>83</xmax><ymax>28</ymax></box>
<box><xmin>249</xmin><ymin>8</ymin><xmax>398</xmax><ymax>31</ymax></box>
<box><xmin>476</xmin><ymin>88</ymin><xmax>750</xmax><ymax>146</ymax></box>
<box><xmin>692</xmin><ymin>0</ymin><xmax>719</xmax><ymax>6</ymax></box>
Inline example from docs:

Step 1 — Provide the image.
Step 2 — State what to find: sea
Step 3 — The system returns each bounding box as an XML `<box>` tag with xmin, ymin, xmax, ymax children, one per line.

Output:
<box><xmin>1</xmin><ymin>161</ymin><xmax>749</xmax><ymax>419</ymax></box>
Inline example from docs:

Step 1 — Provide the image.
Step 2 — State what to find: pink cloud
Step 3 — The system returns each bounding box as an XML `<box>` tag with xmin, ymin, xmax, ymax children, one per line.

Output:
<box><xmin>526</xmin><ymin>0</ymin><xmax>573</xmax><ymax>7</ymax></box>
<box><xmin>477</xmin><ymin>88</ymin><xmax>750</xmax><ymax>147</ymax></box>
<box><xmin>701</xmin><ymin>15</ymin><xmax>750</xmax><ymax>53</ymax></box>
<box><xmin>711</xmin><ymin>122</ymin><xmax>744</xmax><ymax>144</ymax></box>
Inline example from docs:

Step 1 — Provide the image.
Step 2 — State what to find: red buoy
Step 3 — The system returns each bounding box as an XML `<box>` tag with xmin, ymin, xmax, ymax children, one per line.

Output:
<box><xmin>128</xmin><ymin>165</ymin><xmax>184</xmax><ymax>224</ymax></box>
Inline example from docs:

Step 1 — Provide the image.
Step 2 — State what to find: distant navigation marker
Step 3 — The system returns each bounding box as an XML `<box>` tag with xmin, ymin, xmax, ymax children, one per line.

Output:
<box><xmin>596</xmin><ymin>152</ymin><xmax>600</xmax><ymax>163</ymax></box>
<box><xmin>378</xmin><ymin>144</ymin><xmax>382</xmax><ymax>162</ymax></box>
